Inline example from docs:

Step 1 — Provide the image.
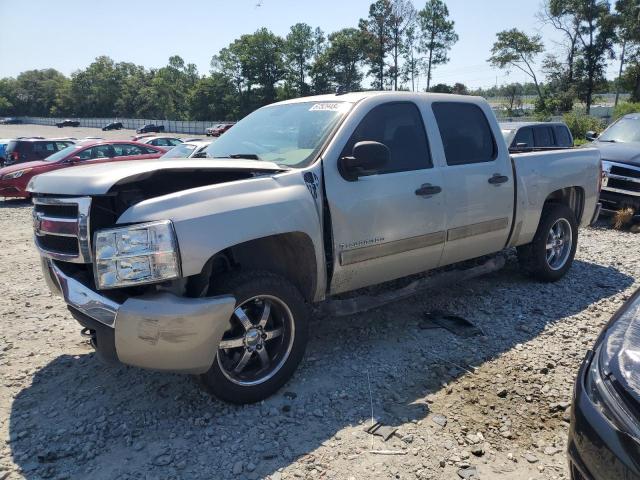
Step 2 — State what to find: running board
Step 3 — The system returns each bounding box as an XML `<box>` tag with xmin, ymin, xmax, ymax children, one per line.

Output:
<box><xmin>318</xmin><ymin>256</ymin><xmax>506</xmax><ymax>317</ymax></box>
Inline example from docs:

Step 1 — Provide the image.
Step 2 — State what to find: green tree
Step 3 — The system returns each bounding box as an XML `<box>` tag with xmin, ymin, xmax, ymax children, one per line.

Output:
<box><xmin>359</xmin><ymin>0</ymin><xmax>393</xmax><ymax>89</ymax></box>
<box><xmin>322</xmin><ymin>28</ymin><xmax>367</xmax><ymax>91</ymax></box>
<box><xmin>574</xmin><ymin>1</ymin><xmax>616</xmax><ymax>114</ymax></box>
<box><xmin>417</xmin><ymin>0</ymin><xmax>458</xmax><ymax>91</ymax></box>
<box><xmin>188</xmin><ymin>73</ymin><xmax>237</xmax><ymax>120</ymax></box>
<box><xmin>401</xmin><ymin>24</ymin><xmax>422</xmax><ymax>91</ymax></box>
<box><xmin>429</xmin><ymin>83</ymin><xmax>453</xmax><ymax>93</ymax></box>
<box><xmin>284</xmin><ymin>23</ymin><xmax>316</xmax><ymax>95</ymax></box>
<box><xmin>0</xmin><ymin>77</ymin><xmax>17</xmax><ymax>115</ymax></box>
<box><xmin>616</xmin><ymin>0</ymin><xmax>640</xmax><ymax>102</ymax></box>
<box><xmin>547</xmin><ymin>0</ymin><xmax>616</xmax><ymax>113</ymax></box>
<box><xmin>389</xmin><ymin>0</ymin><xmax>416</xmax><ymax>90</ymax></box>
<box><xmin>489</xmin><ymin>29</ymin><xmax>546</xmax><ymax>105</ymax></box>
<box><xmin>12</xmin><ymin>69</ymin><xmax>69</xmax><ymax>116</ymax></box>
<box><xmin>310</xmin><ymin>27</ymin><xmax>331</xmax><ymax>94</ymax></box>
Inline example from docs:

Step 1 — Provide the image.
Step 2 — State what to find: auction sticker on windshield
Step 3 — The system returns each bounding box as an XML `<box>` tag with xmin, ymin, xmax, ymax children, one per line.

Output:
<box><xmin>309</xmin><ymin>103</ymin><xmax>350</xmax><ymax>112</ymax></box>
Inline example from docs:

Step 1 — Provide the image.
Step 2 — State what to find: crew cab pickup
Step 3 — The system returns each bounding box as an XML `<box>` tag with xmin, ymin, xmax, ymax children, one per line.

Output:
<box><xmin>28</xmin><ymin>92</ymin><xmax>601</xmax><ymax>404</ymax></box>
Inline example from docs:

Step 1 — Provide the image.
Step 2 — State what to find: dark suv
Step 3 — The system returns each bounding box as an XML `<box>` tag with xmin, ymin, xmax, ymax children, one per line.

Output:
<box><xmin>136</xmin><ymin>124</ymin><xmax>165</xmax><ymax>134</ymax></box>
<box><xmin>4</xmin><ymin>138</ymin><xmax>75</xmax><ymax>166</ymax></box>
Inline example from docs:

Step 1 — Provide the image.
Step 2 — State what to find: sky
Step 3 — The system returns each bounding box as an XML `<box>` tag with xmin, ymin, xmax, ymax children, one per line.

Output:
<box><xmin>0</xmin><ymin>0</ymin><xmax>622</xmax><ymax>89</ymax></box>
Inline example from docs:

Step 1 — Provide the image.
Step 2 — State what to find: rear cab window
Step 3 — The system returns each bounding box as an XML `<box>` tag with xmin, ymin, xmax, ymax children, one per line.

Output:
<box><xmin>554</xmin><ymin>125</ymin><xmax>573</xmax><ymax>147</ymax></box>
<box><xmin>533</xmin><ymin>126</ymin><xmax>554</xmax><ymax>148</ymax></box>
<box><xmin>512</xmin><ymin>127</ymin><xmax>534</xmax><ymax>149</ymax></box>
<box><xmin>432</xmin><ymin>102</ymin><xmax>497</xmax><ymax>165</ymax></box>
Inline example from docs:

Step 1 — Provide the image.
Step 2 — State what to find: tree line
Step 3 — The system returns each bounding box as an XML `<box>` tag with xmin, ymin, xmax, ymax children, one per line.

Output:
<box><xmin>0</xmin><ymin>0</ymin><xmax>638</xmax><ymax>121</ymax></box>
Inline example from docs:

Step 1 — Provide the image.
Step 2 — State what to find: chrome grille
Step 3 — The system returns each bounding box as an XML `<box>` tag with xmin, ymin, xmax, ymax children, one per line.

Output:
<box><xmin>33</xmin><ymin>197</ymin><xmax>92</xmax><ymax>263</ymax></box>
<box><xmin>602</xmin><ymin>161</ymin><xmax>640</xmax><ymax>198</ymax></box>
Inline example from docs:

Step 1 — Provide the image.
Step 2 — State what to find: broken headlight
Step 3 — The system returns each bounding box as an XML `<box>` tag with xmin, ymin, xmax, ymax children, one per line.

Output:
<box><xmin>93</xmin><ymin>220</ymin><xmax>181</xmax><ymax>290</ymax></box>
<box><xmin>585</xmin><ymin>290</ymin><xmax>640</xmax><ymax>439</ymax></box>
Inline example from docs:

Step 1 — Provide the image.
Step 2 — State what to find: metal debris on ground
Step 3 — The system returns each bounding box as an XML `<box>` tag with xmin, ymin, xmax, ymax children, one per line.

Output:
<box><xmin>363</xmin><ymin>419</ymin><xmax>398</xmax><ymax>441</ymax></box>
<box><xmin>420</xmin><ymin>310</ymin><xmax>484</xmax><ymax>338</ymax></box>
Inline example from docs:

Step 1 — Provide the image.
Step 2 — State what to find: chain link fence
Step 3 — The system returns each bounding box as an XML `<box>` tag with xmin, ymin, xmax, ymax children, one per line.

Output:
<box><xmin>17</xmin><ymin>117</ymin><xmax>225</xmax><ymax>135</ymax></box>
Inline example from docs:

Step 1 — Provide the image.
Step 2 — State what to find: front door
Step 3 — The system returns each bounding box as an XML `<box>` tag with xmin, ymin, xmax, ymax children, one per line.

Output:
<box><xmin>324</xmin><ymin>101</ymin><xmax>446</xmax><ymax>294</ymax></box>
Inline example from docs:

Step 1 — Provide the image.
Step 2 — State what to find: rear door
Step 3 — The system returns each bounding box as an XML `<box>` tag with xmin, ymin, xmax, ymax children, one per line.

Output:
<box><xmin>432</xmin><ymin>101</ymin><xmax>514</xmax><ymax>266</ymax></box>
<box><xmin>325</xmin><ymin>100</ymin><xmax>446</xmax><ymax>294</ymax></box>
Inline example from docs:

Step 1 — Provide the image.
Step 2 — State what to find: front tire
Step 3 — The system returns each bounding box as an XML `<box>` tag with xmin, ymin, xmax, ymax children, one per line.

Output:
<box><xmin>517</xmin><ymin>203</ymin><xmax>578</xmax><ymax>282</ymax></box>
<box><xmin>200</xmin><ymin>271</ymin><xmax>309</xmax><ymax>404</ymax></box>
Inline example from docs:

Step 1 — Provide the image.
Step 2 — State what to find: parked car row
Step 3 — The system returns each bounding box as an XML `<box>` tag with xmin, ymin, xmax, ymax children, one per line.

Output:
<box><xmin>0</xmin><ymin>140</ymin><xmax>167</xmax><ymax>198</ymax></box>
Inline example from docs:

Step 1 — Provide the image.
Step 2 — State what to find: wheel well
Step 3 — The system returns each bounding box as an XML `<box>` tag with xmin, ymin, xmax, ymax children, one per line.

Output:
<box><xmin>193</xmin><ymin>233</ymin><xmax>318</xmax><ymax>303</ymax></box>
<box><xmin>544</xmin><ymin>187</ymin><xmax>585</xmax><ymax>223</ymax></box>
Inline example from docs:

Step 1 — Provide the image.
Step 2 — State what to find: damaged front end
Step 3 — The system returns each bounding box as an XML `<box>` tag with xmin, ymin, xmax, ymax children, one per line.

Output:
<box><xmin>42</xmin><ymin>256</ymin><xmax>235</xmax><ymax>374</ymax></box>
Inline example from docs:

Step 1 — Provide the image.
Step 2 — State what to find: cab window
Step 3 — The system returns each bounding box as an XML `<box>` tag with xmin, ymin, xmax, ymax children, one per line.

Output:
<box><xmin>341</xmin><ymin>102</ymin><xmax>432</xmax><ymax>175</ymax></box>
<box><xmin>432</xmin><ymin>102</ymin><xmax>497</xmax><ymax>165</ymax></box>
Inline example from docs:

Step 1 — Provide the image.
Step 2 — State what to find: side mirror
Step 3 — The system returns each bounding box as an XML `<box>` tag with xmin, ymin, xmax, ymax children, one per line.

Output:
<box><xmin>67</xmin><ymin>156</ymin><xmax>82</xmax><ymax>163</ymax></box>
<box><xmin>339</xmin><ymin>141</ymin><xmax>389</xmax><ymax>181</ymax></box>
<box><xmin>585</xmin><ymin>131</ymin><xmax>598</xmax><ymax>141</ymax></box>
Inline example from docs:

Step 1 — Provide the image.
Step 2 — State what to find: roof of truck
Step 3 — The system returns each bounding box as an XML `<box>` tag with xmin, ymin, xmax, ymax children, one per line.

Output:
<box><xmin>274</xmin><ymin>90</ymin><xmax>486</xmax><ymax>106</ymax></box>
<box><xmin>500</xmin><ymin>121</ymin><xmax>567</xmax><ymax>130</ymax></box>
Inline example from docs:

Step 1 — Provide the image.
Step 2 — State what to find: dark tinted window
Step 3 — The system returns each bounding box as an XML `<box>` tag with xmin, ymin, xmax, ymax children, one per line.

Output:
<box><xmin>512</xmin><ymin>127</ymin><xmax>534</xmax><ymax>149</ymax></box>
<box><xmin>341</xmin><ymin>102</ymin><xmax>432</xmax><ymax>174</ymax></box>
<box><xmin>554</xmin><ymin>125</ymin><xmax>572</xmax><ymax>147</ymax></box>
<box><xmin>432</xmin><ymin>102</ymin><xmax>496</xmax><ymax>165</ymax></box>
<box><xmin>113</xmin><ymin>144</ymin><xmax>145</xmax><ymax>156</ymax></box>
<box><xmin>33</xmin><ymin>142</ymin><xmax>56</xmax><ymax>154</ymax></box>
<box><xmin>533</xmin><ymin>126</ymin><xmax>554</xmax><ymax>148</ymax></box>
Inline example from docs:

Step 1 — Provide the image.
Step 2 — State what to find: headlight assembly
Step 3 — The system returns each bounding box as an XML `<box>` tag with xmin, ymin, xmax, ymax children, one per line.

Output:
<box><xmin>93</xmin><ymin>220</ymin><xmax>181</xmax><ymax>289</ymax></box>
<box><xmin>2</xmin><ymin>168</ymin><xmax>32</xmax><ymax>179</ymax></box>
<box><xmin>585</xmin><ymin>292</ymin><xmax>640</xmax><ymax>438</ymax></box>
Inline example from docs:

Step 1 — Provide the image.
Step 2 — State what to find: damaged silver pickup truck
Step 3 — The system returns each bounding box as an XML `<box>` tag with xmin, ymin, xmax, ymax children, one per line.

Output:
<box><xmin>28</xmin><ymin>92</ymin><xmax>602</xmax><ymax>404</ymax></box>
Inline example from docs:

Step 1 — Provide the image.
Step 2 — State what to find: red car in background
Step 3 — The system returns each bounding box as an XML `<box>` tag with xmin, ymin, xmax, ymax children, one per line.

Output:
<box><xmin>0</xmin><ymin>140</ymin><xmax>165</xmax><ymax>199</ymax></box>
<box><xmin>205</xmin><ymin>123</ymin><xmax>235</xmax><ymax>137</ymax></box>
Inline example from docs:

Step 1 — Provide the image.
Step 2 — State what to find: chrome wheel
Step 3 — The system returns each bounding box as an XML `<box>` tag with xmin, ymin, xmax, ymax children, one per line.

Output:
<box><xmin>545</xmin><ymin>218</ymin><xmax>572</xmax><ymax>270</ymax></box>
<box><xmin>217</xmin><ymin>295</ymin><xmax>295</xmax><ymax>386</ymax></box>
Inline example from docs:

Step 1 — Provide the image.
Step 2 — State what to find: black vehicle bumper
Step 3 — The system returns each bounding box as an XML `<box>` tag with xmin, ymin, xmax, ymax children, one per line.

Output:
<box><xmin>568</xmin><ymin>351</ymin><xmax>640</xmax><ymax>480</ymax></box>
<box><xmin>599</xmin><ymin>190</ymin><xmax>640</xmax><ymax>215</ymax></box>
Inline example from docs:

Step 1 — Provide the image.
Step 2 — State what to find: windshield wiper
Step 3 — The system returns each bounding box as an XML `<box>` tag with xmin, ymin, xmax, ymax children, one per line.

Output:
<box><xmin>214</xmin><ymin>153</ymin><xmax>260</xmax><ymax>160</ymax></box>
<box><xmin>599</xmin><ymin>139</ymin><xmax>617</xmax><ymax>143</ymax></box>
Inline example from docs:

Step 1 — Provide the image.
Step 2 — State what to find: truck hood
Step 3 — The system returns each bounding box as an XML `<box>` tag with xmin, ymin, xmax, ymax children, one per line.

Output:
<box><xmin>27</xmin><ymin>159</ymin><xmax>286</xmax><ymax>195</ymax></box>
<box><xmin>591</xmin><ymin>141</ymin><xmax>640</xmax><ymax>167</ymax></box>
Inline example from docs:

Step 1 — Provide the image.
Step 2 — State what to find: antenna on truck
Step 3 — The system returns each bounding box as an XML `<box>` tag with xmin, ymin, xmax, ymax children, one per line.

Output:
<box><xmin>335</xmin><ymin>85</ymin><xmax>347</xmax><ymax>96</ymax></box>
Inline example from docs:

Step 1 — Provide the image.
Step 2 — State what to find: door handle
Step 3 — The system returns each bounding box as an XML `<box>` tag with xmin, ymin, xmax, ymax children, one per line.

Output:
<box><xmin>488</xmin><ymin>174</ymin><xmax>509</xmax><ymax>185</ymax></box>
<box><xmin>415</xmin><ymin>183</ymin><xmax>442</xmax><ymax>196</ymax></box>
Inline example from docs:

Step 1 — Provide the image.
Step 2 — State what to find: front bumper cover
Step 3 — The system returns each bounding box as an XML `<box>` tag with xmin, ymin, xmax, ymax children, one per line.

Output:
<box><xmin>43</xmin><ymin>258</ymin><xmax>236</xmax><ymax>374</ymax></box>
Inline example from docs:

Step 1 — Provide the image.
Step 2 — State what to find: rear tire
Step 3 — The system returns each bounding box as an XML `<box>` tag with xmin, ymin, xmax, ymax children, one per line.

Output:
<box><xmin>517</xmin><ymin>203</ymin><xmax>578</xmax><ymax>282</ymax></box>
<box><xmin>200</xmin><ymin>271</ymin><xmax>309</xmax><ymax>404</ymax></box>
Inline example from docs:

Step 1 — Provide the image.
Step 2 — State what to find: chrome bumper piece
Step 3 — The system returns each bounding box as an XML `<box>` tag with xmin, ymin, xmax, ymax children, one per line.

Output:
<box><xmin>42</xmin><ymin>258</ymin><xmax>236</xmax><ymax>373</ymax></box>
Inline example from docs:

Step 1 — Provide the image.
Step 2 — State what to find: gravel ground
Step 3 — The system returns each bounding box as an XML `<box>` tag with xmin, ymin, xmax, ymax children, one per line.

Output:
<box><xmin>0</xmin><ymin>196</ymin><xmax>639</xmax><ymax>480</ymax></box>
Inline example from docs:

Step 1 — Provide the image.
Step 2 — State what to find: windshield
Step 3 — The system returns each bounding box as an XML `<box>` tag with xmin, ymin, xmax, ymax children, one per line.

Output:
<box><xmin>43</xmin><ymin>144</ymin><xmax>80</xmax><ymax>162</ymax></box>
<box><xmin>203</xmin><ymin>101</ymin><xmax>352</xmax><ymax>167</ymax></box>
<box><xmin>161</xmin><ymin>143</ymin><xmax>197</xmax><ymax>158</ymax></box>
<box><xmin>599</xmin><ymin>116</ymin><xmax>640</xmax><ymax>143</ymax></box>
